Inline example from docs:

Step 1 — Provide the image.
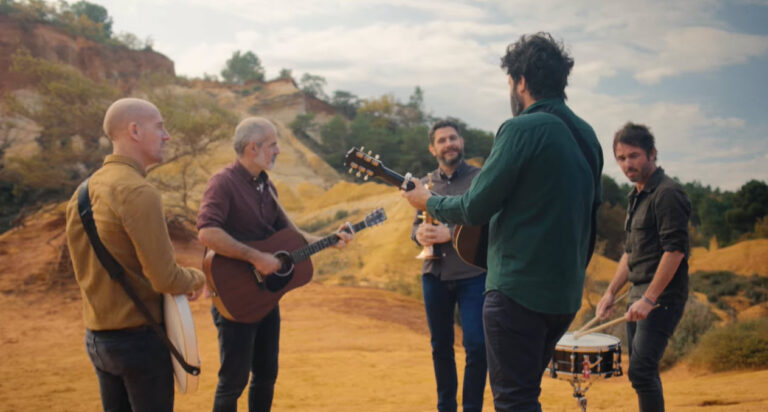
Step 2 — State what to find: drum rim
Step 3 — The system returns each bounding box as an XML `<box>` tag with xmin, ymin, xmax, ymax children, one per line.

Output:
<box><xmin>546</xmin><ymin>369</ymin><xmax>619</xmax><ymax>378</ymax></box>
<box><xmin>555</xmin><ymin>332</ymin><xmax>621</xmax><ymax>352</ymax></box>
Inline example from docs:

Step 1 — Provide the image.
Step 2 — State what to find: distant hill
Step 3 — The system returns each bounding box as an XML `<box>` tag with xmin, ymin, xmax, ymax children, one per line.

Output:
<box><xmin>689</xmin><ymin>239</ymin><xmax>768</xmax><ymax>277</ymax></box>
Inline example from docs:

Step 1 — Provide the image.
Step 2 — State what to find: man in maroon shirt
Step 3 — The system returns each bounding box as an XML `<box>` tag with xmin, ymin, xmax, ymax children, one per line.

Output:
<box><xmin>197</xmin><ymin>117</ymin><xmax>352</xmax><ymax>412</ymax></box>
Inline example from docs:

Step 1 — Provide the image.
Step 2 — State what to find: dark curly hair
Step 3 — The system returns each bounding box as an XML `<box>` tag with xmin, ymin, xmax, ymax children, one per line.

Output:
<box><xmin>501</xmin><ymin>32</ymin><xmax>574</xmax><ymax>100</ymax></box>
<box><xmin>428</xmin><ymin>119</ymin><xmax>461</xmax><ymax>145</ymax></box>
<box><xmin>613</xmin><ymin>122</ymin><xmax>656</xmax><ymax>158</ymax></box>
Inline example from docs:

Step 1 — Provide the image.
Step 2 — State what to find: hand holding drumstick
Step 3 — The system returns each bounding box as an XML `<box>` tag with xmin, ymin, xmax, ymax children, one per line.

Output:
<box><xmin>577</xmin><ymin>291</ymin><xmax>659</xmax><ymax>339</ymax></box>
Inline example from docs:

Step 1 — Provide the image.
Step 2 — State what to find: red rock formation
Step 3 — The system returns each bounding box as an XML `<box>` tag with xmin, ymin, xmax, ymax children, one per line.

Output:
<box><xmin>0</xmin><ymin>14</ymin><xmax>174</xmax><ymax>92</ymax></box>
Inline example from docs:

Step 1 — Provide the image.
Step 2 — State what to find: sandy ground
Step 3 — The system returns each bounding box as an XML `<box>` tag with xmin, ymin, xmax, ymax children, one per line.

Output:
<box><xmin>1</xmin><ymin>193</ymin><xmax>767</xmax><ymax>412</ymax></box>
<box><xmin>3</xmin><ymin>276</ymin><xmax>768</xmax><ymax>412</ymax></box>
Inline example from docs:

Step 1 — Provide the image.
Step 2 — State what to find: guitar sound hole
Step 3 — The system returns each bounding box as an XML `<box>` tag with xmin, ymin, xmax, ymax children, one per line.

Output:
<box><xmin>273</xmin><ymin>251</ymin><xmax>294</xmax><ymax>277</ymax></box>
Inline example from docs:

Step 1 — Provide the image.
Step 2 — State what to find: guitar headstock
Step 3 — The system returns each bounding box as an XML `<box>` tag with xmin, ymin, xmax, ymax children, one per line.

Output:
<box><xmin>344</xmin><ymin>146</ymin><xmax>415</xmax><ymax>190</ymax></box>
<box><xmin>344</xmin><ymin>147</ymin><xmax>384</xmax><ymax>182</ymax></box>
<box><xmin>364</xmin><ymin>208</ymin><xmax>387</xmax><ymax>227</ymax></box>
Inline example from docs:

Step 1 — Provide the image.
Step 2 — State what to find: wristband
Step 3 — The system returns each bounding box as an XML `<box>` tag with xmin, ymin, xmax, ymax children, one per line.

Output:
<box><xmin>642</xmin><ymin>295</ymin><xmax>656</xmax><ymax>306</ymax></box>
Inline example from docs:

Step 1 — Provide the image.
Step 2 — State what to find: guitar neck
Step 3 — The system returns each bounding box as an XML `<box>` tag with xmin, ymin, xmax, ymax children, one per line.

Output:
<box><xmin>376</xmin><ymin>167</ymin><xmax>416</xmax><ymax>191</ymax></box>
<box><xmin>290</xmin><ymin>220</ymin><xmax>367</xmax><ymax>263</ymax></box>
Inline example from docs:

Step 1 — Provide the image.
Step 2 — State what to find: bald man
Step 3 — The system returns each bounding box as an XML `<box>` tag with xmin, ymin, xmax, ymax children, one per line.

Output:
<box><xmin>66</xmin><ymin>98</ymin><xmax>206</xmax><ymax>411</ymax></box>
<box><xmin>197</xmin><ymin>117</ymin><xmax>352</xmax><ymax>411</ymax></box>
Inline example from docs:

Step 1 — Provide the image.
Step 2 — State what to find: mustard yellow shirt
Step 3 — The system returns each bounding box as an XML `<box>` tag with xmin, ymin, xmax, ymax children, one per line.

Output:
<box><xmin>66</xmin><ymin>155</ymin><xmax>205</xmax><ymax>330</ymax></box>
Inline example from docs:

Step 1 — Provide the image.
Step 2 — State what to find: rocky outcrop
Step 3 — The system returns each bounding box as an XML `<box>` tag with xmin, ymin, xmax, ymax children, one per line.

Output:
<box><xmin>0</xmin><ymin>14</ymin><xmax>174</xmax><ymax>92</ymax></box>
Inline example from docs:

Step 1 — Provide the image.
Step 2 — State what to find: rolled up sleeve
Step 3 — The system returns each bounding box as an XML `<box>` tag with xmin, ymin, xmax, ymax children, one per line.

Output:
<box><xmin>197</xmin><ymin>173</ymin><xmax>230</xmax><ymax>230</ymax></box>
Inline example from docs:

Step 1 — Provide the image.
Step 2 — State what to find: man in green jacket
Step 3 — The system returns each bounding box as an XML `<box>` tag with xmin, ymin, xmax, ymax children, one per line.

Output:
<box><xmin>402</xmin><ymin>32</ymin><xmax>603</xmax><ymax>411</ymax></box>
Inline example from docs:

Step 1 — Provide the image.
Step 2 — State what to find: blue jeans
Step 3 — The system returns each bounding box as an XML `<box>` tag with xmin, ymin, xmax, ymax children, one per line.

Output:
<box><xmin>212</xmin><ymin>305</ymin><xmax>280</xmax><ymax>412</ymax></box>
<box><xmin>85</xmin><ymin>327</ymin><xmax>174</xmax><ymax>412</ymax></box>
<box><xmin>626</xmin><ymin>300</ymin><xmax>685</xmax><ymax>412</ymax></box>
<box><xmin>422</xmin><ymin>273</ymin><xmax>487</xmax><ymax>412</ymax></box>
<box><xmin>483</xmin><ymin>291</ymin><xmax>574</xmax><ymax>412</ymax></box>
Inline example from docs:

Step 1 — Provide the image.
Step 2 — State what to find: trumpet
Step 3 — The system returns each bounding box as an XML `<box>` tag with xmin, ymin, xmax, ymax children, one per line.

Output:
<box><xmin>416</xmin><ymin>174</ymin><xmax>442</xmax><ymax>260</ymax></box>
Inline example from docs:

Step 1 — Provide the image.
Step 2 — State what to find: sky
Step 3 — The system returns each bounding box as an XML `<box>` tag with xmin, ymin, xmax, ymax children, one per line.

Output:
<box><xmin>93</xmin><ymin>0</ymin><xmax>768</xmax><ymax>190</ymax></box>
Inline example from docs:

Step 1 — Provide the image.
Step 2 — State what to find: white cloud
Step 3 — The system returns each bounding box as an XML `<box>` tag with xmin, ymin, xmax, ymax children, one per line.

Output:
<box><xmin>568</xmin><ymin>89</ymin><xmax>767</xmax><ymax>189</ymax></box>
<box><xmin>635</xmin><ymin>27</ymin><xmax>768</xmax><ymax>84</ymax></box>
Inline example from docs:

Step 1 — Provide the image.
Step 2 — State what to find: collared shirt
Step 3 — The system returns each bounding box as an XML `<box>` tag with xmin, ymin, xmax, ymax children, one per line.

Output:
<box><xmin>411</xmin><ymin>161</ymin><xmax>484</xmax><ymax>281</ymax></box>
<box><xmin>426</xmin><ymin>98</ymin><xmax>603</xmax><ymax>314</ymax></box>
<box><xmin>625</xmin><ymin>167</ymin><xmax>690</xmax><ymax>303</ymax></box>
<box><xmin>65</xmin><ymin>155</ymin><xmax>205</xmax><ymax>331</ymax></box>
<box><xmin>196</xmin><ymin>160</ymin><xmax>287</xmax><ymax>241</ymax></box>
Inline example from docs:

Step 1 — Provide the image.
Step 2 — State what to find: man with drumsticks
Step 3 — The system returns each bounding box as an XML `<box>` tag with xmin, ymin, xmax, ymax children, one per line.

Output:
<box><xmin>65</xmin><ymin>98</ymin><xmax>206</xmax><ymax>411</ymax></box>
<box><xmin>402</xmin><ymin>33</ymin><xmax>603</xmax><ymax>411</ymax></box>
<box><xmin>411</xmin><ymin>119</ymin><xmax>487</xmax><ymax>412</ymax></box>
<box><xmin>597</xmin><ymin>123</ymin><xmax>691</xmax><ymax>412</ymax></box>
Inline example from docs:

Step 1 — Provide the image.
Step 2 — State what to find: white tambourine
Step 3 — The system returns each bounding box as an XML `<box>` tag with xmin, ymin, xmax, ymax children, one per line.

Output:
<box><xmin>163</xmin><ymin>293</ymin><xmax>200</xmax><ymax>393</ymax></box>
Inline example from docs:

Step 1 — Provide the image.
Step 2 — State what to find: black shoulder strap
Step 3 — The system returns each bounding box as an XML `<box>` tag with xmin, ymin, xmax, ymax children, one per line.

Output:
<box><xmin>528</xmin><ymin>105</ymin><xmax>600</xmax><ymax>267</ymax></box>
<box><xmin>76</xmin><ymin>179</ymin><xmax>200</xmax><ymax>376</ymax></box>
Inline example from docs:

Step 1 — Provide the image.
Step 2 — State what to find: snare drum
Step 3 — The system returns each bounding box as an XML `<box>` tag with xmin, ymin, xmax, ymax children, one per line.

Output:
<box><xmin>547</xmin><ymin>332</ymin><xmax>622</xmax><ymax>381</ymax></box>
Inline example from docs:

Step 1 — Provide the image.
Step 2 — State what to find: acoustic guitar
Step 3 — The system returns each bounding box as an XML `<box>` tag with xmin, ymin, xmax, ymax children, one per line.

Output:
<box><xmin>343</xmin><ymin>147</ymin><xmax>488</xmax><ymax>270</ymax></box>
<box><xmin>203</xmin><ymin>208</ymin><xmax>387</xmax><ymax>323</ymax></box>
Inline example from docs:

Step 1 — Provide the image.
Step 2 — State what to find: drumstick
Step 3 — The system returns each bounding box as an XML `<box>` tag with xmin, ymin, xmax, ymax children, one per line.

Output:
<box><xmin>574</xmin><ymin>316</ymin><xmax>627</xmax><ymax>339</ymax></box>
<box><xmin>575</xmin><ymin>289</ymin><xmax>630</xmax><ymax>333</ymax></box>
<box><xmin>574</xmin><ymin>303</ymin><xmax>659</xmax><ymax>339</ymax></box>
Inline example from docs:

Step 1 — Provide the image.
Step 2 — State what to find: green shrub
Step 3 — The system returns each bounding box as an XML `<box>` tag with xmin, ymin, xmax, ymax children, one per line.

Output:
<box><xmin>745</xmin><ymin>275</ymin><xmax>768</xmax><ymax>302</ymax></box>
<box><xmin>691</xmin><ymin>271</ymin><xmax>768</xmax><ymax>311</ymax></box>
<box><xmin>689</xmin><ymin>318</ymin><xmax>768</xmax><ymax>372</ymax></box>
<box><xmin>660</xmin><ymin>294</ymin><xmax>718</xmax><ymax>369</ymax></box>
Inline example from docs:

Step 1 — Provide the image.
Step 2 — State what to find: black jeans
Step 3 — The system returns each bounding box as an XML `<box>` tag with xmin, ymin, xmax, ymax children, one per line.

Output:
<box><xmin>626</xmin><ymin>300</ymin><xmax>685</xmax><ymax>412</ymax></box>
<box><xmin>85</xmin><ymin>327</ymin><xmax>174</xmax><ymax>412</ymax></box>
<box><xmin>422</xmin><ymin>273</ymin><xmax>488</xmax><ymax>412</ymax></box>
<box><xmin>483</xmin><ymin>291</ymin><xmax>574</xmax><ymax>412</ymax></box>
<box><xmin>212</xmin><ymin>305</ymin><xmax>280</xmax><ymax>412</ymax></box>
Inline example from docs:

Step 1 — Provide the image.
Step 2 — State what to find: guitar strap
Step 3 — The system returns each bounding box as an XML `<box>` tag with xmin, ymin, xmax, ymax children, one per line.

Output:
<box><xmin>529</xmin><ymin>105</ymin><xmax>602</xmax><ymax>267</ymax></box>
<box><xmin>76</xmin><ymin>179</ymin><xmax>200</xmax><ymax>376</ymax></box>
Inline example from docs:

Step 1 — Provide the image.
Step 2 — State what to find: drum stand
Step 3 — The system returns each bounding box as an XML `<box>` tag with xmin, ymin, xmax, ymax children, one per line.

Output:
<box><xmin>567</xmin><ymin>379</ymin><xmax>594</xmax><ymax>412</ymax></box>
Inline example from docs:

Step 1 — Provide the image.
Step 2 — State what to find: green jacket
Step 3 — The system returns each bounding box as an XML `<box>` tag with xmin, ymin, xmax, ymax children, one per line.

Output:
<box><xmin>427</xmin><ymin>98</ymin><xmax>602</xmax><ymax>314</ymax></box>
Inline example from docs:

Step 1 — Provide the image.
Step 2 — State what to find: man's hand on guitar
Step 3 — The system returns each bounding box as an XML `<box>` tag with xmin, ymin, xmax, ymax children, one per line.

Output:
<box><xmin>401</xmin><ymin>177</ymin><xmax>431</xmax><ymax>211</ymax></box>
<box><xmin>248</xmin><ymin>249</ymin><xmax>281</xmax><ymax>276</ymax></box>
<box><xmin>416</xmin><ymin>223</ymin><xmax>451</xmax><ymax>246</ymax></box>
<box><xmin>332</xmin><ymin>223</ymin><xmax>354</xmax><ymax>249</ymax></box>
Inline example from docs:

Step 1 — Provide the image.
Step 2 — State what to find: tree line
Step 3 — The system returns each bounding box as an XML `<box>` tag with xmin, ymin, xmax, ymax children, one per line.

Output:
<box><xmin>286</xmin><ymin>83</ymin><xmax>768</xmax><ymax>258</ymax></box>
<box><xmin>1</xmin><ymin>30</ymin><xmax>765</xmax><ymax>254</ymax></box>
<box><xmin>202</xmin><ymin>47</ymin><xmax>768</xmax><ymax>256</ymax></box>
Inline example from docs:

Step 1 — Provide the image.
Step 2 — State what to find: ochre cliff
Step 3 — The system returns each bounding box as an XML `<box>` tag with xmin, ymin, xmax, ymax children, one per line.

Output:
<box><xmin>0</xmin><ymin>14</ymin><xmax>174</xmax><ymax>91</ymax></box>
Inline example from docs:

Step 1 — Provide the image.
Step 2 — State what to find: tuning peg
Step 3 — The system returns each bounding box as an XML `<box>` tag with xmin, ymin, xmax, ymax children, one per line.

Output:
<box><xmin>367</xmin><ymin>150</ymin><xmax>373</xmax><ymax>156</ymax></box>
<box><xmin>356</xmin><ymin>171</ymin><xmax>362</xmax><ymax>178</ymax></box>
<box><xmin>363</xmin><ymin>175</ymin><xmax>369</xmax><ymax>181</ymax></box>
<box><xmin>348</xmin><ymin>167</ymin><xmax>353</xmax><ymax>174</ymax></box>
<box><xmin>375</xmin><ymin>154</ymin><xmax>380</xmax><ymax>160</ymax></box>
<box><xmin>359</xmin><ymin>146</ymin><xmax>365</xmax><ymax>152</ymax></box>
